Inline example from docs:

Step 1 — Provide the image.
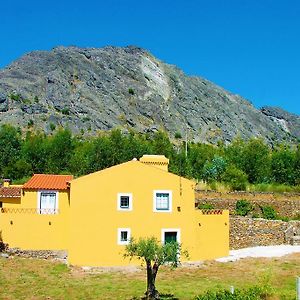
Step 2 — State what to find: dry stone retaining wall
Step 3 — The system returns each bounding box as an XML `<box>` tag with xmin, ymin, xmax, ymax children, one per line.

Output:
<box><xmin>196</xmin><ymin>190</ymin><xmax>300</xmax><ymax>218</ymax></box>
<box><xmin>5</xmin><ymin>248</ymin><xmax>67</xmax><ymax>260</ymax></box>
<box><xmin>230</xmin><ymin>217</ymin><xmax>300</xmax><ymax>249</ymax></box>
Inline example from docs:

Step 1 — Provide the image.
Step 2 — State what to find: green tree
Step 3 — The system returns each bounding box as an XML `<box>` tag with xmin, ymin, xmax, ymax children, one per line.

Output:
<box><xmin>151</xmin><ymin>131</ymin><xmax>174</xmax><ymax>158</ymax></box>
<box><xmin>222</xmin><ymin>165</ymin><xmax>248</xmax><ymax>191</ymax></box>
<box><xmin>294</xmin><ymin>144</ymin><xmax>300</xmax><ymax>185</ymax></box>
<box><xmin>21</xmin><ymin>132</ymin><xmax>48</xmax><ymax>174</ymax></box>
<box><xmin>68</xmin><ymin>139</ymin><xmax>95</xmax><ymax>176</ymax></box>
<box><xmin>225</xmin><ymin>137</ymin><xmax>246</xmax><ymax>171</ymax></box>
<box><xmin>202</xmin><ymin>156</ymin><xmax>227</xmax><ymax>183</ymax></box>
<box><xmin>0</xmin><ymin>125</ymin><xmax>21</xmax><ymax>178</ymax></box>
<box><xmin>271</xmin><ymin>145</ymin><xmax>295</xmax><ymax>185</ymax></box>
<box><xmin>124</xmin><ymin>237</ymin><xmax>187</xmax><ymax>300</ymax></box>
<box><xmin>46</xmin><ymin>129</ymin><xmax>74</xmax><ymax>173</ymax></box>
<box><xmin>188</xmin><ymin>143</ymin><xmax>216</xmax><ymax>180</ymax></box>
<box><xmin>243</xmin><ymin>138</ymin><xmax>271</xmax><ymax>183</ymax></box>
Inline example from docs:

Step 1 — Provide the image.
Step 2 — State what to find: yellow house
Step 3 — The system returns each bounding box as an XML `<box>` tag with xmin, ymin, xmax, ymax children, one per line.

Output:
<box><xmin>0</xmin><ymin>174</ymin><xmax>72</xmax><ymax>250</ymax></box>
<box><xmin>0</xmin><ymin>155</ymin><xmax>229</xmax><ymax>267</ymax></box>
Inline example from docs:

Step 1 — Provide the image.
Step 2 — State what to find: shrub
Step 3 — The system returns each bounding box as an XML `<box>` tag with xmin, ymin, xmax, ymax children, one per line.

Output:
<box><xmin>198</xmin><ymin>203</ymin><xmax>214</xmax><ymax>210</ymax></box>
<box><xmin>235</xmin><ymin>199</ymin><xmax>253</xmax><ymax>216</ymax></box>
<box><xmin>9</xmin><ymin>93</ymin><xmax>21</xmax><ymax>101</ymax></box>
<box><xmin>195</xmin><ymin>285</ymin><xmax>268</xmax><ymax>300</ymax></box>
<box><xmin>128</xmin><ymin>88</ymin><xmax>135</xmax><ymax>95</ymax></box>
<box><xmin>0</xmin><ymin>231</ymin><xmax>8</xmax><ymax>252</ymax></box>
<box><xmin>0</xmin><ymin>241</ymin><xmax>7</xmax><ymax>252</ymax></box>
<box><xmin>222</xmin><ymin>165</ymin><xmax>248</xmax><ymax>191</ymax></box>
<box><xmin>49</xmin><ymin>123</ymin><xmax>56</xmax><ymax>131</ymax></box>
<box><xmin>82</xmin><ymin>116</ymin><xmax>90</xmax><ymax>122</ymax></box>
<box><xmin>260</xmin><ymin>205</ymin><xmax>277</xmax><ymax>220</ymax></box>
<box><xmin>22</xmin><ymin>98</ymin><xmax>31</xmax><ymax>105</ymax></box>
<box><xmin>174</xmin><ymin>132</ymin><xmax>182</xmax><ymax>139</ymax></box>
<box><xmin>27</xmin><ymin>119</ymin><xmax>34</xmax><ymax>127</ymax></box>
<box><xmin>61</xmin><ymin>108</ymin><xmax>70</xmax><ymax>115</ymax></box>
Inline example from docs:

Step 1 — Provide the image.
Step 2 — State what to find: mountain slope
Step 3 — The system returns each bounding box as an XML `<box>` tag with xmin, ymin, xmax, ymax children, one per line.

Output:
<box><xmin>0</xmin><ymin>46</ymin><xmax>298</xmax><ymax>144</ymax></box>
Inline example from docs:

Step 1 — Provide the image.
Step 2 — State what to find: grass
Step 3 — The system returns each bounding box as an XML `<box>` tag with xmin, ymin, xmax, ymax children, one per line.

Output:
<box><xmin>0</xmin><ymin>254</ymin><xmax>299</xmax><ymax>299</ymax></box>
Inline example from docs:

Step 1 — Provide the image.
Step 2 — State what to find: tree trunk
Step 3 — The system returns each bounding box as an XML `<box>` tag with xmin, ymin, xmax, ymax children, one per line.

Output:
<box><xmin>145</xmin><ymin>260</ymin><xmax>160</xmax><ymax>299</ymax></box>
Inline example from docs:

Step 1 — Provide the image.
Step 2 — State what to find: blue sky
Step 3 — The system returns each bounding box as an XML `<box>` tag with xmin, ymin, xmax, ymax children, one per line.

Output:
<box><xmin>1</xmin><ymin>0</ymin><xmax>299</xmax><ymax>115</ymax></box>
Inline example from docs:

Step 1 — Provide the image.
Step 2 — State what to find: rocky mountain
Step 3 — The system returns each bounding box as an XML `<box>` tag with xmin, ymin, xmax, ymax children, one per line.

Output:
<box><xmin>0</xmin><ymin>46</ymin><xmax>298</xmax><ymax>144</ymax></box>
<box><xmin>261</xmin><ymin>106</ymin><xmax>300</xmax><ymax>141</ymax></box>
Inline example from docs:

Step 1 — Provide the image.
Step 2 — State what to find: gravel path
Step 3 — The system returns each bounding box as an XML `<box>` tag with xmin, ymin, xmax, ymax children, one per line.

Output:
<box><xmin>216</xmin><ymin>245</ymin><xmax>300</xmax><ymax>262</ymax></box>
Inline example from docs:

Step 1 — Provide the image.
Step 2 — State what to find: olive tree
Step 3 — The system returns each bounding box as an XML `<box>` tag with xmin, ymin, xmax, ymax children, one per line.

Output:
<box><xmin>124</xmin><ymin>236</ymin><xmax>187</xmax><ymax>300</ymax></box>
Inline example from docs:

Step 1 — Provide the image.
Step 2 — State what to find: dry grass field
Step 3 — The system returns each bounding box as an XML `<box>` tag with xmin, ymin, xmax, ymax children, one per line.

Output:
<box><xmin>0</xmin><ymin>253</ymin><xmax>299</xmax><ymax>299</ymax></box>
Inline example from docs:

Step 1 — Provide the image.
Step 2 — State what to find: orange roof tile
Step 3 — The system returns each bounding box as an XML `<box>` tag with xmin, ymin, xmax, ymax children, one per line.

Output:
<box><xmin>0</xmin><ymin>187</ymin><xmax>21</xmax><ymax>198</ymax></box>
<box><xmin>23</xmin><ymin>174</ymin><xmax>73</xmax><ymax>190</ymax></box>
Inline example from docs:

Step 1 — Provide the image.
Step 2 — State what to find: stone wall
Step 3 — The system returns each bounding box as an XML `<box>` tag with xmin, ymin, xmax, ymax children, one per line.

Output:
<box><xmin>196</xmin><ymin>190</ymin><xmax>300</xmax><ymax>218</ymax></box>
<box><xmin>230</xmin><ymin>217</ymin><xmax>300</xmax><ymax>249</ymax></box>
<box><xmin>4</xmin><ymin>248</ymin><xmax>67</xmax><ymax>260</ymax></box>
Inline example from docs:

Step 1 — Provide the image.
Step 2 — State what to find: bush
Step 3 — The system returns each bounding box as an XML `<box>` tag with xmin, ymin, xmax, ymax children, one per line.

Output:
<box><xmin>222</xmin><ymin>166</ymin><xmax>248</xmax><ymax>191</ymax></box>
<box><xmin>195</xmin><ymin>286</ymin><xmax>268</xmax><ymax>300</ymax></box>
<box><xmin>174</xmin><ymin>132</ymin><xmax>182</xmax><ymax>139</ymax></box>
<box><xmin>61</xmin><ymin>108</ymin><xmax>70</xmax><ymax>115</ymax></box>
<box><xmin>49</xmin><ymin>123</ymin><xmax>56</xmax><ymax>131</ymax></box>
<box><xmin>128</xmin><ymin>88</ymin><xmax>135</xmax><ymax>95</ymax></box>
<box><xmin>9</xmin><ymin>93</ymin><xmax>21</xmax><ymax>101</ymax></box>
<box><xmin>27</xmin><ymin>119</ymin><xmax>34</xmax><ymax>127</ymax></box>
<box><xmin>198</xmin><ymin>203</ymin><xmax>214</xmax><ymax>210</ymax></box>
<box><xmin>235</xmin><ymin>199</ymin><xmax>253</xmax><ymax>216</ymax></box>
<box><xmin>260</xmin><ymin>205</ymin><xmax>277</xmax><ymax>220</ymax></box>
<box><xmin>0</xmin><ymin>231</ymin><xmax>8</xmax><ymax>252</ymax></box>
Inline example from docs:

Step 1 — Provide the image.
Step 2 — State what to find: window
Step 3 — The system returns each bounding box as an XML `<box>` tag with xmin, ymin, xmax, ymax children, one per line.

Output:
<box><xmin>117</xmin><ymin>228</ymin><xmax>131</xmax><ymax>245</ymax></box>
<box><xmin>38</xmin><ymin>191</ymin><xmax>58</xmax><ymax>214</ymax></box>
<box><xmin>161</xmin><ymin>229</ymin><xmax>181</xmax><ymax>244</ymax></box>
<box><xmin>153</xmin><ymin>190</ymin><xmax>172</xmax><ymax>212</ymax></box>
<box><xmin>117</xmin><ymin>193</ymin><xmax>132</xmax><ymax>211</ymax></box>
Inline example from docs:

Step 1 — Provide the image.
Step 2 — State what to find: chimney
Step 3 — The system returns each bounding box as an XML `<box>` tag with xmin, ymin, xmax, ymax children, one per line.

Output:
<box><xmin>3</xmin><ymin>179</ymin><xmax>11</xmax><ymax>187</ymax></box>
<box><xmin>139</xmin><ymin>155</ymin><xmax>169</xmax><ymax>172</ymax></box>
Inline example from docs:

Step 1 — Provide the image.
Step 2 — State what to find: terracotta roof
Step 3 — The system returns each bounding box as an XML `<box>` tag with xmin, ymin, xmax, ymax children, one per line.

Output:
<box><xmin>23</xmin><ymin>174</ymin><xmax>73</xmax><ymax>190</ymax></box>
<box><xmin>0</xmin><ymin>187</ymin><xmax>21</xmax><ymax>198</ymax></box>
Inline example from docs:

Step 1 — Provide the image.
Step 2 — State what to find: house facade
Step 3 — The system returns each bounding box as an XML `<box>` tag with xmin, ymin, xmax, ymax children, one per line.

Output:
<box><xmin>0</xmin><ymin>155</ymin><xmax>229</xmax><ymax>267</ymax></box>
<box><xmin>0</xmin><ymin>174</ymin><xmax>72</xmax><ymax>250</ymax></box>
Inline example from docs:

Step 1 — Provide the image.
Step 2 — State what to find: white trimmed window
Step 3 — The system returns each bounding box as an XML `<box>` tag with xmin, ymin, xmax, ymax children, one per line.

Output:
<box><xmin>117</xmin><ymin>228</ymin><xmax>131</xmax><ymax>245</ymax></box>
<box><xmin>38</xmin><ymin>191</ymin><xmax>58</xmax><ymax>214</ymax></box>
<box><xmin>117</xmin><ymin>193</ymin><xmax>132</xmax><ymax>211</ymax></box>
<box><xmin>153</xmin><ymin>190</ymin><xmax>172</xmax><ymax>212</ymax></box>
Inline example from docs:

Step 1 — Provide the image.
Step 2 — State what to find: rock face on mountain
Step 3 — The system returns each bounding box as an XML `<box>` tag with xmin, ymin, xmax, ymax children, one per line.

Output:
<box><xmin>0</xmin><ymin>46</ymin><xmax>298</xmax><ymax>144</ymax></box>
<box><xmin>261</xmin><ymin>106</ymin><xmax>300</xmax><ymax>140</ymax></box>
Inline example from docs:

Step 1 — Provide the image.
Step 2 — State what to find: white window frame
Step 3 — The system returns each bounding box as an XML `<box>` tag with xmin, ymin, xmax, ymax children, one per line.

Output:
<box><xmin>153</xmin><ymin>190</ymin><xmax>172</xmax><ymax>212</ymax></box>
<box><xmin>37</xmin><ymin>190</ymin><xmax>59</xmax><ymax>214</ymax></box>
<box><xmin>161</xmin><ymin>228</ymin><xmax>181</xmax><ymax>244</ymax></box>
<box><xmin>117</xmin><ymin>228</ymin><xmax>131</xmax><ymax>245</ymax></box>
<box><xmin>117</xmin><ymin>193</ymin><xmax>133</xmax><ymax>211</ymax></box>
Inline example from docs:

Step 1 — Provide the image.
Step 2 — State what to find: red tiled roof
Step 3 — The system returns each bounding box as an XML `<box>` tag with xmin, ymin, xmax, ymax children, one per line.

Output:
<box><xmin>23</xmin><ymin>174</ymin><xmax>73</xmax><ymax>190</ymax></box>
<box><xmin>0</xmin><ymin>187</ymin><xmax>21</xmax><ymax>198</ymax></box>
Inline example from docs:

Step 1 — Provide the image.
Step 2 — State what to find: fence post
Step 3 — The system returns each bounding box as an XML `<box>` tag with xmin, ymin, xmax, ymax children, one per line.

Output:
<box><xmin>297</xmin><ymin>277</ymin><xmax>300</xmax><ymax>300</ymax></box>
<box><xmin>230</xmin><ymin>286</ymin><xmax>234</xmax><ymax>294</ymax></box>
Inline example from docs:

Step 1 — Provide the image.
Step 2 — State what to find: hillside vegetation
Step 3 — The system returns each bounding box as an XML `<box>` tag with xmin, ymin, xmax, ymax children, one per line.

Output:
<box><xmin>1</xmin><ymin>125</ymin><xmax>299</xmax><ymax>191</ymax></box>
